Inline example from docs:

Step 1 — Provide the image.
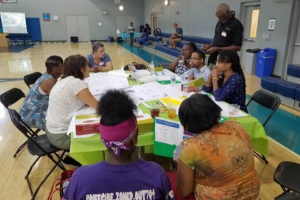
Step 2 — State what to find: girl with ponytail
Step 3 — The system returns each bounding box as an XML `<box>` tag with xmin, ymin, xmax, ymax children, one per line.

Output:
<box><xmin>203</xmin><ymin>50</ymin><xmax>248</xmax><ymax>112</ymax></box>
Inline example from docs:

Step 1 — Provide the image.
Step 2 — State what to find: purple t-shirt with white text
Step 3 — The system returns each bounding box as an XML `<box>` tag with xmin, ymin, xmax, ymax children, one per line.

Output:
<box><xmin>63</xmin><ymin>159</ymin><xmax>174</xmax><ymax>200</ymax></box>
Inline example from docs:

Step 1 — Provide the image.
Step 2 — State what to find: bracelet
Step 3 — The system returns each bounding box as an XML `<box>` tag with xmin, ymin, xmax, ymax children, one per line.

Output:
<box><xmin>212</xmin><ymin>77</ymin><xmax>218</xmax><ymax>81</ymax></box>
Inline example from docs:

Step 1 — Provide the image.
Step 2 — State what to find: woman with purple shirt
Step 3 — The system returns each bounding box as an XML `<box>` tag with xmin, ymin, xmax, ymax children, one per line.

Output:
<box><xmin>64</xmin><ymin>90</ymin><xmax>174</xmax><ymax>200</ymax></box>
<box><xmin>87</xmin><ymin>42</ymin><xmax>113</xmax><ymax>73</ymax></box>
<box><xmin>203</xmin><ymin>50</ymin><xmax>248</xmax><ymax>112</ymax></box>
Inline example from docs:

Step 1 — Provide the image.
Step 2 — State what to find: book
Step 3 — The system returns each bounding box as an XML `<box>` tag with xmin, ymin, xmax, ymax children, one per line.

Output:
<box><xmin>75</xmin><ymin>114</ymin><xmax>100</xmax><ymax>135</ymax></box>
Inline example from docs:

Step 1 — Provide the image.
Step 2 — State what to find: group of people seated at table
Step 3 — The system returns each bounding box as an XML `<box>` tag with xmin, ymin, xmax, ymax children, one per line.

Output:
<box><xmin>170</xmin><ymin>43</ymin><xmax>247</xmax><ymax>112</ymax></box>
<box><xmin>64</xmin><ymin>90</ymin><xmax>260</xmax><ymax>199</ymax></box>
<box><xmin>19</xmin><ymin>39</ymin><xmax>258</xmax><ymax>199</ymax></box>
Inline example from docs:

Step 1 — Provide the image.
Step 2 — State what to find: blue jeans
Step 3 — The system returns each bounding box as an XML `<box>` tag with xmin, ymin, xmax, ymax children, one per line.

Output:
<box><xmin>129</xmin><ymin>33</ymin><xmax>134</xmax><ymax>44</ymax></box>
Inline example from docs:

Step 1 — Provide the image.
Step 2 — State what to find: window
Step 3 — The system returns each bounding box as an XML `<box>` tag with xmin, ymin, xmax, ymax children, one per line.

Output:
<box><xmin>250</xmin><ymin>9</ymin><xmax>260</xmax><ymax>38</ymax></box>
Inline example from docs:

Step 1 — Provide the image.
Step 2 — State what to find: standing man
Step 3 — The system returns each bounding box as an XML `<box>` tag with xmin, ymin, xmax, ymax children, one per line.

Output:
<box><xmin>127</xmin><ymin>22</ymin><xmax>135</xmax><ymax>46</ymax></box>
<box><xmin>169</xmin><ymin>23</ymin><xmax>183</xmax><ymax>49</ymax></box>
<box><xmin>202</xmin><ymin>3</ymin><xmax>244</xmax><ymax>68</ymax></box>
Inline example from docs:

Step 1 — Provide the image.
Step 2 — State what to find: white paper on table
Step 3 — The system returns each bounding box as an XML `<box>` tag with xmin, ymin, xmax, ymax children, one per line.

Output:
<box><xmin>214</xmin><ymin>100</ymin><xmax>248</xmax><ymax>117</ymax></box>
<box><xmin>125</xmin><ymin>82</ymin><xmax>169</xmax><ymax>104</ymax></box>
<box><xmin>108</xmin><ymin>70</ymin><xmax>130</xmax><ymax>78</ymax></box>
<box><xmin>154</xmin><ymin>117</ymin><xmax>183</xmax><ymax>145</ymax></box>
<box><xmin>136</xmin><ymin>113</ymin><xmax>152</xmax><ymax>121</ymax></box>
<box><xmin>87</xmin><ymin>73</ymin><xmax>130</xmax><ymax>95</ymax></box>
<box><xmin>135</xmin><ymin>70</ymin><xmax>151</xmax><ymax>77</ymax></box>
<box><xmin>137</xmin><ymin>76</ymin><xmax>158</xmax><ymax>83</ymax></box>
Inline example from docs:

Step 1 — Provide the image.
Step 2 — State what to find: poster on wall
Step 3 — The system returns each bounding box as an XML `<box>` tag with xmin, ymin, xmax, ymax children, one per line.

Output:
<box><xmin>268</xmin><ymin>18</ymin><xmax>275</xmax><ymax>31</ymax></box>
<box><xmin>43</xmin><ymin>13</ymin><xmax>50</xmax><ymax>21</ymax></box>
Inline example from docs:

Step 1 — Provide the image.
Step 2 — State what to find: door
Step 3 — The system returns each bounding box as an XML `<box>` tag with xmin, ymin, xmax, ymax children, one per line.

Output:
<box><xmin>66</xmin><ymin>15</ymin><xmax>90</xmax><ymax>42</ymax></box>
<box><xmin>290</xmin><ymin>2</ymin><xmax>300</xmax><ymax>64</ymax></box>
<box><xmin>151</xmin><ymin>14</ymin><xmax>158</xmax><ymax>35</ymax></box>
<box><xmin>66</xmin><ymin>16</ymin><xmax>78</xmax><ymax>42</ymax></box>
<box><xmin>77</xmin><ymin>16</ymin><xmax>90</xmax><ymax>42</ymax></box>
<box><xmin>240</xmin><ymin>3</ymin><xmax>261</xmax><ymax>69</ymax></box>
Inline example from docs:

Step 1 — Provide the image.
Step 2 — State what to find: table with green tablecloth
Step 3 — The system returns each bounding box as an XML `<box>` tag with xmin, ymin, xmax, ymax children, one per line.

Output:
<box><xmin>70</xmin><ymin>101</ymin><xmax>268</xmax><ymax>165</ymax></box>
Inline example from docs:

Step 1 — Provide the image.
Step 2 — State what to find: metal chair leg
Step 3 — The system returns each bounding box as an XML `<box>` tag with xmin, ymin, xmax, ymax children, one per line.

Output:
<box><xmin>13</xmin><ymin>141</ymin><xmax>27</xmax><ymax>157</ymax></box>
<box><xmin>26</xmin><ymin>151</ymin><xmax>66</xmax><ymax>199</ymax></box>
<box><xmin>254</xmin><ymin>151</ymin><xmax>268</xmax><ymax>164</ymax></box>
<box><xmin>31</xmin><ymin>163</ymin><xmax>60</xmax><ymax>200</ymax></box>
<box><xmin>25</xmin><ymin>157</ymin><xmax>41</xmax><ymax>196</ymax></box>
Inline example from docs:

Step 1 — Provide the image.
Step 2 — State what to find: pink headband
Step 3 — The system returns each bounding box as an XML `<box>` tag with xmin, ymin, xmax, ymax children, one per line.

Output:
<box><xmin>100</xmin><ymin>116</ymin><xmax>138</xmax><ymax>156</ymax></box>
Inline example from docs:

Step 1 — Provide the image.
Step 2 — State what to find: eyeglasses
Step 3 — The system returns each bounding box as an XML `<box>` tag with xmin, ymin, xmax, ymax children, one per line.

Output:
<box><xmin>190</xmin><ymin>57</ymin><xmax>202</xmax><ymax>61</ymax></box>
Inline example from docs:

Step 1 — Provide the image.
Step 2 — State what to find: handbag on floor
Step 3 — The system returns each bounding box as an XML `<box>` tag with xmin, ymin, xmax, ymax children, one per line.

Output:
<box><xmin>124</xmin><ymin>62</ymin><xmax>147</xmax><ymax>70</ymax></box>
<box><xmin>47</xmin><ymin>170</ymin><xmax>75</xmax><ymax>200</ymax></box>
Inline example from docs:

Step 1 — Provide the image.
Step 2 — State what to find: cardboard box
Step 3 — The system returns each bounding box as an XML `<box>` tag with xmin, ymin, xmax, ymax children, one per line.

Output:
<box><xmin>76</xmin><ymin>114</ymin><xmax>100</xmax><ymax>135</ymax></box>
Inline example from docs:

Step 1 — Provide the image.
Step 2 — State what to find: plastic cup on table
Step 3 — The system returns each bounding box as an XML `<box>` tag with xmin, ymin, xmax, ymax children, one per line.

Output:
<box><xmin>150</xmin><ymin>104</ymin><xmax>160</xmax><ymax>118</ymax></box>
<box><xmin>167</xmin><ymin>105</ymin><xmax>177</xmax><ymax>119</ymax></box>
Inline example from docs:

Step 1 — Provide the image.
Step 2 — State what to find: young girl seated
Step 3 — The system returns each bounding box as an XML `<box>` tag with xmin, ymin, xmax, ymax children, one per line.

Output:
<box><xmin>64</xmin><ymin>90</ymin><xmax>174</xmax><ymax>200</ymax></box>
<box><xmin>203</xmin><ymin>50</ymin><xmax>248</xmax><ymax>112</ymax></box>
<box><xmin>19</xmin><ymin>56</ymin><xmax>64</xmax><ymax>130</ymax></box>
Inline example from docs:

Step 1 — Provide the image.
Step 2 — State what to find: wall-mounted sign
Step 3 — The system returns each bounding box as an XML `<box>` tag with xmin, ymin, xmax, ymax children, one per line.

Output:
<box><xmin>43</xmin><ymin>13</ymin><xmax>50</xmax><ymax>21</ymax></box>
<box><xmin>268</xmin><ymin>18</ymin><xmax>276</xmax><ymax>31</ymax></box>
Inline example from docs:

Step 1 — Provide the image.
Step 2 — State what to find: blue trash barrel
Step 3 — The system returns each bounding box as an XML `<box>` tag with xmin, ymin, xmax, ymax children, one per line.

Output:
<box><xmin>256</xmin><ymin>48</ymin><xmax>277</xmax><ymax>77</ymax></box>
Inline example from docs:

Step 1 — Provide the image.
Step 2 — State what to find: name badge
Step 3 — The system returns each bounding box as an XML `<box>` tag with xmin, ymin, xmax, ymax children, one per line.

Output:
<box><xmin>99</xmin><ymin>62</ymin><xmax>104</xmax><ymax>66</ymax></box>
<box><xmin>221</xmin><ymin>31</ymin><xmax>227</xmax><ymax>37</ymax></box>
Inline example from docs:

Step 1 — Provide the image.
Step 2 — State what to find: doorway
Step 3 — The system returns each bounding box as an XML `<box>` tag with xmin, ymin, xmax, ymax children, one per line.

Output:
<box><xmin>151</xmin><ymin>14</ymin><xmax>158</xmax><ymax>35</ymax></box>
<box><xmin>66</xmin><ymin>15</ymin><xmax>90</xmax><ymax>42</ymax></box>
<box><xmin>284</xmin><ymin>0</ymin><xmax>300</xmax><ymax>79</ymax></box>
<box><xmin>240</xmin><ymin>2</ymin><xmax>261</xmax><ymax>69</ymax></box>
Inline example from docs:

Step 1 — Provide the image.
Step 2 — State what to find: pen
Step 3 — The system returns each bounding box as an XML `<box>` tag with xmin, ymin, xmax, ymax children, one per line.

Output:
<box><xmin>155</xmin><ymin>72</ymin><xmax>158</xmax><ymax>76</ymax></box>
<box><xmin>162</xmin><ymin>72</ymin><xmax>165</xmax><ymax>75</ymax></box>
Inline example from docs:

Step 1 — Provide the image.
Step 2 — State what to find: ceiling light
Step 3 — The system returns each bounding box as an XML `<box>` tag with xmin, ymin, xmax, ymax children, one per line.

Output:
<box><xmin>119</xmin><ymin>5</ymin><xmax>124</xmax><ymax>11</ymax></box>
<box><xmin>164</xmin><ymin>0</ymin><xmax>169</xmax><ymax>6</ymax></box>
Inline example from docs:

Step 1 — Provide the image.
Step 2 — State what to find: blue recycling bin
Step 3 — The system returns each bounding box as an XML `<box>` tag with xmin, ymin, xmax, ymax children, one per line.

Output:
<box><xmin>256</xmin><ymin>48</ymin><xmax>277</xmax><ymax>77</ymax></box>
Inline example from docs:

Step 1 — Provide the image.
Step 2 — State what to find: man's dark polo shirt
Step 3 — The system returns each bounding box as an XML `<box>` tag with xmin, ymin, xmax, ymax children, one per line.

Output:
<box><xmin>208</xmin><ymin>16</ymin><xmax>244</xmax><ymax>64</ymax></box>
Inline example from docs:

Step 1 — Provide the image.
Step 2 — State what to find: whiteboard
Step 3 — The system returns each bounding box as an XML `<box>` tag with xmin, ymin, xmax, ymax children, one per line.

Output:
<box><xmin>0</xmin><ymin>12</ymin><xmax>28</xmax><ymax>34</ymax></box>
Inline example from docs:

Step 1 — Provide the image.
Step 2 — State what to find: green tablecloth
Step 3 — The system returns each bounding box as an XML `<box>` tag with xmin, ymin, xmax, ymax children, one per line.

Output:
<box><xmin>70</xmin><ymin>101</ymin><xmax>268</xmax><ymax>165</ymax></box>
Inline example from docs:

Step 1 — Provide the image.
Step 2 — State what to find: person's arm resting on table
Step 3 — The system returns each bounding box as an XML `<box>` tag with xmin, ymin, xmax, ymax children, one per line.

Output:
<box><xmin>77</xmin><ymin>88</ymin><xmax>98</xmax><ymax>110</ymax></box>
<box><xmin>213</xmin><ymin>75</ymin><xmax>242</xmax><ymax>101</ymax></box>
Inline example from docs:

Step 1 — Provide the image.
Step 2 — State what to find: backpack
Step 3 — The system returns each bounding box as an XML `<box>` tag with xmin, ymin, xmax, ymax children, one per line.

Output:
<box><xmin>123</xmin><ymin>62</ymin><xmax>147</xmax><ymax>70</ymax></box>
<box><xmin>107</xmin><ymin>36</ymin><xmax>114</xmax><ymax>42</ymax></box>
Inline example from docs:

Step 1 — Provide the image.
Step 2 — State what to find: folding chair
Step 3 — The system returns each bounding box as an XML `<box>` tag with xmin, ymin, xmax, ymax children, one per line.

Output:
<box><xmin>24</xmin><ymin>35</ymin><xmax>33</xmax><ymax>46</ymax></box>
<box><xmin>8</xmin><ymin>109</ymin><xmax>66</xmax><ymax>200</ymax></box>
<box><xmin>0</xmin><ymin>88</ymin><xmax>41</xmax><ymax>157</ymax></box>
<box><xmin>24</xmin><ymin>72</ymin><xmax>42</xmax><ymax>89</ymax></box>
<box><xmin>246</xmin><ymin>90</ymin><xmax>281</xmax><ymax>164</ymax></box>
<box><xmin>274</xmin><ymin>161</ymin><xmax>300</xmax><ymax>200</ymax></box>
<box><xmin>5</xmin><ymin>35</ymin><xmax>18</xmax><ymax>48</ymax></box>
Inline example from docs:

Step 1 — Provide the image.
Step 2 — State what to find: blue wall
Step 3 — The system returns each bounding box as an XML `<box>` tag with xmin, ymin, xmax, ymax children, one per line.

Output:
<box><xmin>0</xmin><ymin>17</ymin><xmax>42</xmax><ymax>41</ymax></box>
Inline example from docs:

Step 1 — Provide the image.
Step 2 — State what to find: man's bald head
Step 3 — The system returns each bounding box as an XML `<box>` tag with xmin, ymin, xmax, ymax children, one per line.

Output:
<box><xmin>215</xmin><ymin>3</ymin><xmax>232</xmax><ymax>22</ymax></box>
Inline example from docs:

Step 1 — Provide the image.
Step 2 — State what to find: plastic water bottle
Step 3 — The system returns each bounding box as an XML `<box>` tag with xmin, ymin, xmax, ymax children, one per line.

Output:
<box><xmin>182</xmin><ymin>74</ymin><xmax>189</xmax><ymax>97</ymax></box>
<box><xmin>131</xmin><ymin>65</ymin><xmax>137</xmax><ymax>80</ymax></box>
<box><xmin>171</xmin><ymin>75</ymin><xmax>176</xmax><ymax>87</ymax></box>
<box><xmin>150</xmin><ymin>61</ymin><xmax>155</xmax><ymax>73</ymax></box>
